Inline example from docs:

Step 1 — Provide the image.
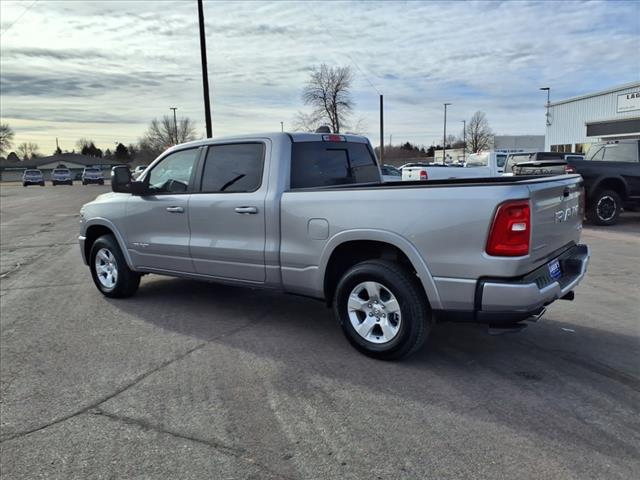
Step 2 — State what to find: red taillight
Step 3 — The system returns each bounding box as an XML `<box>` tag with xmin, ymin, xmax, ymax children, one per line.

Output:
<box><xmin>419</xmin><ymin>169</ymin><xmax>428</xmax><ymax>180</ymax></box>
<box><xmin>486</xmin><ymin>200</ymin><xmax>531</xmax><ymax>256</ymax></box>
<box><xmin>564</xmin><ymin>164</ymin><xmax>576</xmax><ymax>174</ymax></box>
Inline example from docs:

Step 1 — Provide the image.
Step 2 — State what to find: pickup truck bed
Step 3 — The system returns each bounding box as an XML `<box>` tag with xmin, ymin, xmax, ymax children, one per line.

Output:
<box><xmin>79</xmin><ymin>132</ymin><xmax>590</xmax><ymax>359</ymax></box>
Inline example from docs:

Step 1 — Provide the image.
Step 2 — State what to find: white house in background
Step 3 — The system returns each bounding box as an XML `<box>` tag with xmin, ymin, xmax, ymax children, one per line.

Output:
<box><xmin>0</xmin><ymin>153</ymin><xmax>124</xmax><ymax>181</ymax></box>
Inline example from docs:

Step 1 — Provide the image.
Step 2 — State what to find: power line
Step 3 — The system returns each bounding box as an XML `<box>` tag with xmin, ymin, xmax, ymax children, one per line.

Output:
<box><xmin>0</xmin><ymin>0</ymin><xmax>39</xmax><ymax>37</ymax></box>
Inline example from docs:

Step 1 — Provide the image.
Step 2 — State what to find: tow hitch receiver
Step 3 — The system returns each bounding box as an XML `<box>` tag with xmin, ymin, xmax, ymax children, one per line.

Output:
<box><xmin>560</xmin><ymin>291</ymin><xmax>575</xmax><ymax>301</ymax></box>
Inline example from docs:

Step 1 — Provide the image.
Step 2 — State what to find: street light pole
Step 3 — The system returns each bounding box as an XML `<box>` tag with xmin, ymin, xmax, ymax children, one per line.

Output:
<box><xmin>443</xmin><ymin>103</ymin><xmax>451</xmax><ymax>164</ymax></box>
<box><xmin>461</xmin><ymin>119</ymin><xmax>466</xmax><ymax>163</ymax></box>
<box><xmin>169</xmin><ymin>107</ymin><xmax>178</xmax><ymax>144</ymax></box>
<box><xmin>197</xmin><ymin>0</ymin><xmax>213</xmax><ymax>137</ymax></box>
<box><xmin>280</xmin><ymin>121</ymin><xmax>284</xmax><ymax>132</ymax></box>
<box><xmin>540</xmin><ymin>87</ymin><xmax>551</xmax><ymax>126</ymax></box>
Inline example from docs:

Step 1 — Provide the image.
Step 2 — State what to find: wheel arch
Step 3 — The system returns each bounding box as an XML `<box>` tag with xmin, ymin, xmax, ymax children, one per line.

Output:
<box><xmin>84</xmin><ymin>218</ymin><xmax>134</xmax><ymax>269</ymax></box>
<box><xmin>319</xmin><ymin>230</ymin><xmax>442</xmax><ymax>309</ymax></box>
<box><xmin>588</xmin><ymin>175</ymin><xmax>628</xmax><ymax>200</ymax></box>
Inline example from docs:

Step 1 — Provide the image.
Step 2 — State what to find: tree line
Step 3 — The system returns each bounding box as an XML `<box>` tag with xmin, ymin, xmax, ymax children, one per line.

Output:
<box><xmin>0</xmin><ymin>116</ymin><xmax>197</xmax><ymax>164</ymax></box>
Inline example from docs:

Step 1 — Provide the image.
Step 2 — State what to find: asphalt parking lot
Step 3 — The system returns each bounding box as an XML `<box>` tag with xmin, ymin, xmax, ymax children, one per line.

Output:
<box><xmin>1</xmin><ymin>183</ymin><xmax>638</xmax><ymax>479</ymax></box>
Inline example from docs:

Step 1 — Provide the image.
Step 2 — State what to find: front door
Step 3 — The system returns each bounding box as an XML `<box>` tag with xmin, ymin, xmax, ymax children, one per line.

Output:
<box><xmin>124</xmin><ymin>147</ymin><xmax>201</xmax><ymax>273</ymax></box>
<box><xmin>189</xmin><ymin>142</ymin><xmax>267</xmax><ymax>283</ymax></box>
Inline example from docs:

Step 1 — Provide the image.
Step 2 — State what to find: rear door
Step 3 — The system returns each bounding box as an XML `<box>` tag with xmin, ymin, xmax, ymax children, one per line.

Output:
<box><xmin>189</xmin><ymin>142</ymin><xmax>268</xmax><ymax>283</ymax></box>
<box><xmin>527</xmin><ymin>176</ymin><xmax>583</xmax><ymax>262</ymax></box>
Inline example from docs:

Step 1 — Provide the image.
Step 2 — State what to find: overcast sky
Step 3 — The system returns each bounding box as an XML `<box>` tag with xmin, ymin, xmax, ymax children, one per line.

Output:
<box><xmin>1</xmin><ymin>0</ymin><xmax>638</xmax><ymax>155</ymax></box>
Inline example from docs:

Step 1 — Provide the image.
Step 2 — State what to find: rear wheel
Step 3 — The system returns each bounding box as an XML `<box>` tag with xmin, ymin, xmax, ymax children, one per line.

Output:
<box><xmin>89</xmin><ymin>235</ymin><xmax>140</xmax><ymax>298</ymax></box>
<box><xmin>334</xmin><ymin>260</ymin><xmax>431</xmax><ymax>360</ymax></box>
<box><xmin>587</xmin><ymin>189</ymin><xmax>621</xmax><ymax>226</ymax></box>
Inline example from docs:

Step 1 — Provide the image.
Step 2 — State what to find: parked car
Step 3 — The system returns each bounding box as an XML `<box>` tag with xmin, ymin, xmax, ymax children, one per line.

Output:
<box><xmin>79</xmin><ymin>133</ymin><xmax>589</xmax><ymax>360</ymax></box>
<box><xmin>380</xmin><ymin>164</ymin><xmax>401</xmax><ymax>182</ymax></box>
<box><xmin>402</xmin><ymin>152</ymin><xmax>508</xmax><ymax>181</ymax></box>
<box><xmin>22</xmin><ymin>169</ymin><xmax>45</xmax><ymax>187</ymax></box>
<box><xmin>51</xmin><ymin>167</ymin><xmax>73</xmax><ymax>185</ymax></box>
<box><xmin>82</xmin><ymin>167</ymin><xmax>105</xmax><ymax>185</ymax></box>
<box><xmin>503</xmin><ymin>152</ymin><xmax>572</xmax><ymax>176</ymax></box>
<box><xmin>566</xmin><ymin>140</ymin><xmax>640</xmax><ymax>225</ymax></box>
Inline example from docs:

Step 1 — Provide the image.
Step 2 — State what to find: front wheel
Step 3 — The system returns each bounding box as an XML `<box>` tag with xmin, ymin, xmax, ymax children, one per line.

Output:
<box><xmin>334</xmin><ymin>260</ymin><xmax>431</xmax><ymax>360</ymax></box>
<box><xmin>587</xmin><ymin>189</ymin><xmax>621</xmax><ymax>226</ymax></box>
<box><xmin>89</xmin><ymin>235</ymin><xmax>140</xmax><ymax>298</ymax></box>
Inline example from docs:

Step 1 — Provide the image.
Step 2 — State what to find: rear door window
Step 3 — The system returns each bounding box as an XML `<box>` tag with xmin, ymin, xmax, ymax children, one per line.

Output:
<box><xmin>602</xmin><ymin>143</ymin><xmax>639</xmax><ymax>162</ymax></box>
<box><xmin>291</xmin><ymin>141</ymin><xmax>379</xmax><ymax>188</ymax></box>
<box><xmin>200</xmin><ymin>143</ymin><xmax>265</xmax><ymax>193</ymax></box>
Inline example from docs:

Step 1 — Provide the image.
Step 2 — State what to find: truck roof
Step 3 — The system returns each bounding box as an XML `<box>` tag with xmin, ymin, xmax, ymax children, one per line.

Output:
<box><xmin>164</xmin><ymin>132</ymin><xmax>370</xmax><ymax>155</ymax></box>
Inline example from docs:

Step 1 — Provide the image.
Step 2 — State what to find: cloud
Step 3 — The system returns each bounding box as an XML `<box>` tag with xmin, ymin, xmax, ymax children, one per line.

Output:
<box><xmin>0</xmin><ymin>0</ymin><xmax>638</xmax><ymax>152</ymax></box>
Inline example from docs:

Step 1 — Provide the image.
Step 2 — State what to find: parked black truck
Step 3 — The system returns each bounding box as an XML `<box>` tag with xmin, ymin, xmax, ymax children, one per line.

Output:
<box><xmin>567</xmin><ymin>140</ymin><xmax>640</xmax><ymax>225</ymax></box>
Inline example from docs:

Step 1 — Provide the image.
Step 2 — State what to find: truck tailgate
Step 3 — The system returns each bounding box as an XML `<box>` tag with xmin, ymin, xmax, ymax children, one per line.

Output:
<box><xmin>528</xmin><ymin>175</ymin><xmax>583</xmax><ymax>263</ymax></box>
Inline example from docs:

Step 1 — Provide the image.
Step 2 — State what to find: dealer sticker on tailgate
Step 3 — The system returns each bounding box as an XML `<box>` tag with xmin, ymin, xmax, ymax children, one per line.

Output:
<box><xmin>548</xmin><ymin>259</ymin><xmax>562</xmax><ymax>280</ymax></box>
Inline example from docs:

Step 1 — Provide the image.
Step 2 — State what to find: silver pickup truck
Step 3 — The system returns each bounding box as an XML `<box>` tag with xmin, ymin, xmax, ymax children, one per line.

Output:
<box><xmin>79</xmin><ymin>133</ymin><xmax>590</xmax><ymax>359</ymax></box>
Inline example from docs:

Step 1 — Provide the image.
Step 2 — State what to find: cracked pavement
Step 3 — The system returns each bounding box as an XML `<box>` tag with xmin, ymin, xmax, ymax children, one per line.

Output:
<box><xmin>1</xmin><ymin>183</ymin><xmax>639</xmax><ymax>479</ymax></box>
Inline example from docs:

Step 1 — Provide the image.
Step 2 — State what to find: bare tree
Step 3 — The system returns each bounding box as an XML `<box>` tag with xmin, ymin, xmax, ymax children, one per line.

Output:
<box><xmin>0</xmin><ymin>123</ymin><xmax>15</xmax><ymax>155</ymax></box>
<box><xmin>17</xmin><ymin>142</ymin><xmax>39</xmax><ymax>160</ymax></box>
<box><xmin>466</xmin><ymin>111</ymin><xmax>493</xmax><ymax>153</ymax></box>
<box><xmin>293</xmin><ymin>111</ymin><xmax>324</xmax><ymax>132</ymax></box>
<box><xmin>345</xmin><ymin>117</ymin><xmax>368</xmax><ymax>136</ymax></box>
<box><xmin>302</xmin><ymin>64</ymin><xmax>354</xmax><ymax>133</ymax></box>
<box><xmin>139</xmin><ymin>116</ymin><xmax>197</xmax><ymax>158</ymax></box>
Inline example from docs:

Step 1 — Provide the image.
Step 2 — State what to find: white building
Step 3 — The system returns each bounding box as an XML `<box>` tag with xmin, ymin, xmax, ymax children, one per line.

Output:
<box><xmin>492</xmin><ymin>135</ymin><xmax>544</xmax><ymax>152</ymax></box>
<box><xmin>545</xmin><ymin>81</ymin><xmax>640</xmax><ymax>153</ymax></box>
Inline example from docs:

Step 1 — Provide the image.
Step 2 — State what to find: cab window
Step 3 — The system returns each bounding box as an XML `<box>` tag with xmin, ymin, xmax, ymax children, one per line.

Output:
<box><xmin>200</xmin><ymin>143</ymin><xmax>265</xmax><ymax>193</ymax></box>
<box><xmin>147</xmin><ymin>149</ymin><xmax>199</xmax><ymax>194</ymax></box>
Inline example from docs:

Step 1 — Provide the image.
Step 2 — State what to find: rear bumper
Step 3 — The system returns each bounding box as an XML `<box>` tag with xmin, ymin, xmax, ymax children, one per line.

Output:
<box><xmin>83</xmin><ymin>178</ymin><xmax>104</xmax><ymax>183</ymax></box>
<box><xmin>477</xmin><ymin>244</ymin><xmax>590</xmax><ymax>322</ymax></box>
<box><xmin>435</xmin><ymin>244</ymin><xmax>590</xmax><ymax>324</ymax></box>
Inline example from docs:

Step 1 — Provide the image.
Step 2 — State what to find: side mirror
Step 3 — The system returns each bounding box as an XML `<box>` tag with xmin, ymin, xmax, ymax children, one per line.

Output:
<box><xmin>111</xmin><ymin>166</ymin><xmax>132</xmax><ymax>193</ymax></box>
<box><xmin>112</xmin><ymin>165</ymin><xmax>148</xmax><ymax>195</ymax></box>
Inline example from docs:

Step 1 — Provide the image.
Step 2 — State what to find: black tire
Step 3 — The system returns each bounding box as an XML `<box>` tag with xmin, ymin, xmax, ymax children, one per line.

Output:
<box><xmin>82</xmin><ymin>181</ymin><xmax>86</xmax><ymax>185</ymax></box>
<box><xmin>334</xmin><ymin>259</ymin><xmax>431</xmax><ymax>360</ymax></box>
<box><xmin>23</xmin><ymin>183</ymin><xmax>27</xmax><ymax>187</ymax></box>
<box><xmin>52</xmin><ymin>182</ymin><xmax>57</xmax><ymax>186</ymax></box>
<box><xmin>587</xmin><ymin>189</ymin><xmax>621</xmax><ymax>226</ymax></box>
<box><xmin>99</xmin><ymin>180</ymin><xmax>104</xmax><ymax>185</ymax></box>
<box><xmin>89</xmin><ymin>234</ymin><xmax>140</xmax><ymax>298</ymax></box>
<box><xmin>40</xmin><ymin>182</ymin><xmax>45</xmax><ymax>187</ymax></box>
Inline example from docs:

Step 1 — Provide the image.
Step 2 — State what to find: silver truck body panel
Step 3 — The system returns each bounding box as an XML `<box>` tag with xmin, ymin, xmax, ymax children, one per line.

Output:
<box><xmin>80</xmin><ymin>132</ymin><xmax>589</xmax><ymax>320</ymax></box>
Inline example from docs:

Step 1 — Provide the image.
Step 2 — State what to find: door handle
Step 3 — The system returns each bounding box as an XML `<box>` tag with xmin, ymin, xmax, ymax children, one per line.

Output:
<box><xmin>234</xmin><ymin>206</ymin><xmax>258</xmax><ymax>214</ymax></box>
<box><xmin>166</xmin><ymin>206</ymin><xmax>184</xmax><ymax>213</ymax></box>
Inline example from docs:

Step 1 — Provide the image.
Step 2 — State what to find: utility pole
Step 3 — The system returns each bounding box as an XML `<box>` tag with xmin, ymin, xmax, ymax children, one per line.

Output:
<box><xmin>280</xmin><ymin>121</ymin><xmax>284</xmax><ymax>132</ymax></box>
<box><xmin>443</xmin><ymin>103</ymin><xmax>451</xmax><ymax>164</ymax></box>
<box><xmin>55</xmin><ymin>137</ymin><xmax>59</xmax><ymax>153</ymax></box>
<box><xmin>390</xmin><ymin>134</ymin><xmax>392</xmax><ymax>146</ymax></box>
<box><xmin>461</xmin><ymin>120</ymin><xmax>466</xmax><ymax>163</ymax></box>
<box><xmin>169</xmin><ymin>107</ymin><xmax>178</xmax><ymax>144</ymax></box>
<box><xmin>379</xmin><ymin>94</ymin><xmax>384</xmax><ymax>163</ymax></box>
<box><xmin>197</xmin><ymin>0</ymin><xmax>213</xmax><ymax>137</ymax></box>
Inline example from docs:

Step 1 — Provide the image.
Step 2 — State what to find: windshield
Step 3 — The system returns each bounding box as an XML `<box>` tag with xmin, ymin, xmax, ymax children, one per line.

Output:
<box><xmin>85</xmin><ymin>168</ymin><xmax>100</xmax><ymax>173</ymax></box>
<box><xmin>53</xmin><ymin>169</ymin><xmax>70</xmax><ymax>174</ymax></box>
<box><xmin>25</xmin><ymin>170</ymin><xmax>41</xmax><ymax>175</ymax></box>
